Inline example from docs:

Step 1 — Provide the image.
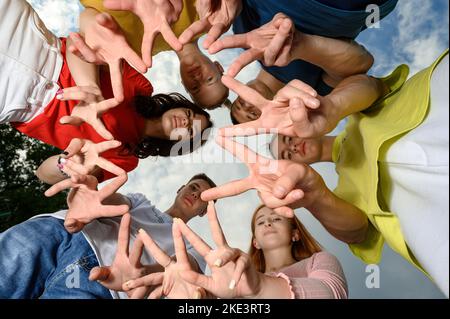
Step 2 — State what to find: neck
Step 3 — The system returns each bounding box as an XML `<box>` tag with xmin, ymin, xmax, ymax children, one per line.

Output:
<box><xmin>262</xmin><ymin>246</ymin><xmax>297</xmax><ymax>274</ymax></box>
<box><xmin>256</xmin><ymin>69</ymin><xmax>285</xmax><ymax>97</ymax></box>
<box><xmin>142</xmin><ymin>118</ymin><xmax>165</xmax><ymax>139</ymax></box>
<box><xmin>320</xmin><ymin>136</ymin><xmax>336</xmax><ymax>162</ymax></box>
<box><xmin>165</xmin><ymin>205</ymin><xmax>190</xmax><ymax>223</ymax></box>
<box><xmin>176</xmin><ymin>42</ymin><xmax>201</xmax><ymax>59</ymax></box>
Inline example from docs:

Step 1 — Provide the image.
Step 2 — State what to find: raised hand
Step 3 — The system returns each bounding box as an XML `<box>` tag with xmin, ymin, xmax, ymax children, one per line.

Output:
<box><xmin>209</xmin><ymin>13</ymin><xmax>297</xmax><ymax>77</ymax></box>
<box><xmin>57</xmin><ymin>85</ymin><xmax>120</xmax><ymax>141</ymax></box>
<box><xmin>44</xmin><ymin>174</ymin><xmax>129</xmax><ymax>233</ymax></box>
<box><xmin>176</xmin><ymin>202</ymin><xmax>262</xmax><ymax>298</ymax></box>
<box><xmin>219</xmin><ymin>76</ymin><xmax>333</xmax><ymax>139</ymax></box>
<box><xmin>58</xmin><ymin>138</ymin><xmax>124</xmax><ymax>178</ymax></box>
<box><xmin>179</xmin><ymin>0</ymin><xmax>242</xmax><ymax>49</ymax></box>
<box><xmin>124</xmin><ymin>224</ymin><xmax>205</xmax><ymax>299</ymax></box>
<box><xmin>103</xmin><ymin>0</ymin><xmax>183</xmax><ymax>67</ymax></box>
<box><xmin>201</xmin><ymin>136</ymin><xmax>305</xmax><ymax>217</ymax></box>
<box><xmin>89</xmin><ymin>213</ymin><xmax>156</xmax><ymax>298</ymax></box>
<box><xmin>69</xmin><ymin>13</ymin><xmax>148</xmax><ymax>101</ymax></box>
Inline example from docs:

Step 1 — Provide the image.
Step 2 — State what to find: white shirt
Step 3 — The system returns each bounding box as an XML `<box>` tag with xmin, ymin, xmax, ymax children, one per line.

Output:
<box><xmin>379</xmin><ymin>54</ymin><xmax>449</xmax><ymax>297</ymax></box>
<box><xmin>0</xmin><ymin>0</ymin><xmax>63</xmax><ymax>124</ymax></box>
<box><xmin>34</xmin><ymin>193</ymin><xmax>207</xmax><ymax>299</ymax></box>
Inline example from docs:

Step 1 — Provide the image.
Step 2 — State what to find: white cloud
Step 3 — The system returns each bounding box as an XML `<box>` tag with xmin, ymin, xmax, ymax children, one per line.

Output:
<box><xmin>26</xmin><ymin>0</ymin><xmax>82</xmax><ymax>36</ymax></box>
<box><xmin>23</xmin><ymin>0</ymin><xmax>448</xmax><ymax>298</ymax></box>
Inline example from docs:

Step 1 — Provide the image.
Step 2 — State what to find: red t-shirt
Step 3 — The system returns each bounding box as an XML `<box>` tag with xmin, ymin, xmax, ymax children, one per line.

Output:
<box><xmin>13</xmin><ymin>38</ymin><xmax>153</xmax><ymax>182</ymax></box>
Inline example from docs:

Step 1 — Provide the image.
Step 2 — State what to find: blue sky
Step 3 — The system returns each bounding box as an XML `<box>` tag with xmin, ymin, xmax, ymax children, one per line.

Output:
<box><xmin>26</xmin><ymin>0</ymin><xmax>449</xmax><ymax>299</ymax></box>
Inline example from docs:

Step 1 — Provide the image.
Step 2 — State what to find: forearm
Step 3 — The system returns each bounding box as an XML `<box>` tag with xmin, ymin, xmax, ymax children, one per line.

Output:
<box><xmin>293</xmin><ymin>32</ymin><xmax>374</xmax><ymax>82</ymax></box>
<box><xmin>35</xmin><ymin>155</ymin><xmax>69</xmax><ymax>185</ymax></box>
<box><xmin>306</xmin><ymin>190</ymin><xmax>369</xmax><ymax>244</ymax></box>
<box><xmin>324</xmin><ymin>74</ymin><xmax>388</xmax><ymax>126</ymax></box>
<box><xmin>66</xmin><ymin>8</ymin><xmax>101</xmax><ymax>88</ymax></box>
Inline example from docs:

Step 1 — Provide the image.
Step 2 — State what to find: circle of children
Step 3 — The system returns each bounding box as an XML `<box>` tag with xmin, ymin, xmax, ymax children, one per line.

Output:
<box><xmin>0</xmin><ymin>0</ymin><xmax>448</xmax><ymax>299</ymax></box>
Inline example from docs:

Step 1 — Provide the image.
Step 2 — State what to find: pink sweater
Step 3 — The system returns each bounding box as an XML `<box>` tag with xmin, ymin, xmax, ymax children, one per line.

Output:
<box><xmin>270</xmin><ymin>252</ymin><xmax>348</xmax><ymax>299</ymax></box>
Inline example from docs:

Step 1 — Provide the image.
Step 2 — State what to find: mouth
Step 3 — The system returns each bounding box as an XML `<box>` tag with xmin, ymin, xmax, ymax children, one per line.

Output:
<box><xmin>300</xmin><ymin>141</ymin><xmax>306</xmax><ymax>156</ymax></box>
<box><xmin>172</xmin><ymin>116</ymin><xmax>182</xmax><ymax>129</ymax></box>
<box><xmin>183</xmin><ymin>196</ymin><xmax>194</xmax><ymax>207</ymax></box>
<box><xmin>263</xmin><ymin>230</ymin><xmax>277</xmax><ymax>236</ymax></box>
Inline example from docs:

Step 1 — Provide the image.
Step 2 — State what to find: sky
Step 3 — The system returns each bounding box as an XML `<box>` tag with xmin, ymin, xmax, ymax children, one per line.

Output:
<box><xmin>26</xmin><ymin>0</ymin><xmax>449</xmax><ymax>299</ymax></box>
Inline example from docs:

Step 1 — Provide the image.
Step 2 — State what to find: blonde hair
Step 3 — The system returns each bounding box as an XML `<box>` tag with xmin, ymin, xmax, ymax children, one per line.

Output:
<box><xmin>248</xmin><ymin>205</ymin><xmax>322</xmax><ymax>273</ymax></box>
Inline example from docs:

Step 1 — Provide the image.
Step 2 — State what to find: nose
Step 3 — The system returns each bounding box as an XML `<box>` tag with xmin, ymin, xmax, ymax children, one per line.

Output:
<box><xmin>182</xmin><ymin>117</ymin><xmax>189</xmax><ymax>128</ymax></box>
<box><xmin>192</xmin><ymin>190</ymin><xmax>199</xmax><ymax>200</ymax></box>
<box><xmin>290</xmin><ymin>143</ymin><xmax>300</xmax><ymax>153</ymax></box>
<box><xmin>265</xmin><ymin>220</ymin><xmax>272</xmax><ymax>227</ymax></box>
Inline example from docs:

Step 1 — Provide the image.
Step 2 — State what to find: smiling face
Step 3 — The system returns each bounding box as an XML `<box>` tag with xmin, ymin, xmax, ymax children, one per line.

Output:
<box><xmin>161</xmin><ymin>107</ymin><xmax>210</xmax><ymax>141</ymax></box>
<box><xmin>270</xmin><ymin>134</ymin><xmax>323</xmax><ymax>164</ymax></box>
<box><xmin>253</xmin><ymin>206</ymin><xmax>297</xmax><ymax>251</ymax></box>
<box><xmin>179</xmin><ymin>54</ymin><xmax>229</xmax><ymax>109</ymax></box>
<box><xmin>174</xmin><ymin>179</ymin><xmax>212</xmax><ymax>220</ymax></box>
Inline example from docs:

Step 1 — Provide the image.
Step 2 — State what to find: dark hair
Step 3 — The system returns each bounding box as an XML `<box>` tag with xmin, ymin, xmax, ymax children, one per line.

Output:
<box><xmin>132</xmin><ymin>93</ymin><xmax>213</xmax><ymax>158</ymax></box>
<box><xmin>187</xmin><ymin>173</ymin><xmax>217</xmax><ymax>189</ymax></box>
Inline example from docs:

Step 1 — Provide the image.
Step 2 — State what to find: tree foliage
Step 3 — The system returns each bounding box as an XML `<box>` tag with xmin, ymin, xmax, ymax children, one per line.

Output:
<box><xmin>0</xmin><ymin>124</ymin><xmax>67</xmax><ymax>232</ymax></box>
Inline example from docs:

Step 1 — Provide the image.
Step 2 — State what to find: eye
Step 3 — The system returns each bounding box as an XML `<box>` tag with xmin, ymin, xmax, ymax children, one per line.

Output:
<box><xmin>273</xmin><ymin>217</ymin><xmax>282</xmax><ymax>222</ymax></box>
<box><xmin>257</xmin><ymin>221</ymin><xmax>264</xmax><ymax>226</ymax></box>
<box><xmin>207</xmin><ymin>76</ymin><xmax>214</xmax><ymax>83</ymax></box>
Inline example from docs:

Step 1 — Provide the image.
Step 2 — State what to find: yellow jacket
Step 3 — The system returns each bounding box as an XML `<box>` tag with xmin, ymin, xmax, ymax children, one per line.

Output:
<box><xmin>80</xmin><ymin>0</ymin><xmax>199</xmax><ymax>55</ymax></box>
<box><xmin>332</xmin><ymin>50</ymin><xmax>449</xmax><ymax>274</ymax></box>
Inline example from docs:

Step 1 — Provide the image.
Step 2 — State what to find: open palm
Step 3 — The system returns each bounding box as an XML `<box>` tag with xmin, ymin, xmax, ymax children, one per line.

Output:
<box><xmin>44</xmin><ymin>174</ymin><xmax>129</xmax><ymax>233</ymax></box>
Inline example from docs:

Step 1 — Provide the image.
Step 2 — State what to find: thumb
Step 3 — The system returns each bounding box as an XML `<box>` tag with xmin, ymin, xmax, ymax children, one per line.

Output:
<box><xmin>89</xmin><ymin>266</ymin><xmax>111</xmax><ymax>282</ymax></box>
<box><xmin>64</xmin><ymin>218</ymin><xmax>85</xmax><ymax>233</ymax></box>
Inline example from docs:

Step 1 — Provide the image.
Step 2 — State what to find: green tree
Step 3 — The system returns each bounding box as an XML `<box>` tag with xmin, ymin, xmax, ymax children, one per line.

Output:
<box><xmin>0</xmin><ymin>124</ymin><xmax>67</xmax><ymax>232</ymax></box>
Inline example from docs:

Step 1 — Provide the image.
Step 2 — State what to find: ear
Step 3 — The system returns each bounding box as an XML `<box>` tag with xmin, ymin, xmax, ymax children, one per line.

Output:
<box><xmin>291</xmin><ymin>229</ymin><xmax>300</xmax><ymax>242</ymax></box>
<box><xmin>253</xmin><ymin>238</ymin><xmax>261</xmax><ymax>250</ymax></box>
<box><xmin>214</xmin><ymin>61</ymin><xmax>224</xmax><ymax>74</ymax></box>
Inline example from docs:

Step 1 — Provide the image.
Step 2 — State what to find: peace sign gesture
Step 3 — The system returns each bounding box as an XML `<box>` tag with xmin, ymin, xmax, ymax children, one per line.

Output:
<box><xmin>88</xmin><ymin>213</ymin><xmax>156</xmax><ymax>298</ymax></box>
<box><xmin>179</xmin><ymin>0</ymin><xmax>242</xmax><ymax>49</ymax></box>
<box><xmin>103</xmin><ymin>0</ymin><xmax>183</xmax><ymax>67</ymax></box>
<box><xmin>219</xmin><ymin>76</ymin><xmax>333</xmax><ymax>138</ymax></box>
<box><xmin>176</xmin><ymin>202</ymin><xmax>262</xmax><ymax>298</ymax></box>
<box><xmin>57</xmin><ymin>86</ymin><xmax>120</xmax><ymax>140</ymax></box>
<box><xmin>201</xmin><ymin>136</ymin><xmax>304</xmax><ymax>217</ymax></box>
<box><xmin>71</xmin><ymin>12</ymin><xmax>148</xmax><ymax>101</ymax></box>
<box><xmin>58</xmin><ymin>138</ymin><xmax>124</xmax><ymax>178</ymax></box>
<box><xmin>209</xmin><ymin>13</ymin><xmax>297</xmax><ymax>77</ymax></box>
<box><xmin>44</xmin><ymin>174</ymin><xmax>129</xmax><ymax>233</ymax></box>
<box><xmin>124</xmin><ymin>224</ymin><xmax>206</xmax><ymax>299</ymax></box>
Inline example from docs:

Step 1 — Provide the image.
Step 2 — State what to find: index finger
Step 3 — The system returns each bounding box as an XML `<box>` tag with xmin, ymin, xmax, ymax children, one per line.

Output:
<box><xmin>216</xmin><ymin>136</ymin><xmax>260</xmax><ymax>167</ymax></box>
<box><xmin>98</xmin><ymin>173</ymin><xmax>128</xmax><ymax>200</ymax></box>
<box><xmin>138</xmin><ymin>229</ymin><xmax>172</xmax><ymax>267</ymax></box>
<box><xmin>227</xmin><ymin>48</ymin><xmax>262</xmax><ymax>78</ymax></box>
<box><xmin>206</xmin><ymin>201</ymin><xmax>228</xmax><ymax>247</ymax></box>
<box><xmin>160</xmin><ymin>20</ymin><xmax>183</xmax><ymax>51</ymax></box>
<box><xmin>117</xmin><ymin>213</ymin><xmax>131</xmax><ymax>256</ymax></box>
<box><xmin>44</xmin><ymin>178</ymin><xmax>76</xmax><ymax>197</ymax></box>
<box><xmin>200</xmin><ymin>179</ymin><xmax>251</xmax><ymax>201</ymax></box>
<box><xmin>222</xmin><ymin>75</ymin><xmax>268</xmax><ymax>109</ymax></box>
<box><xmin>208</xmin><ymin>34</ymin><xmax>250</xmax><ymax>54</ymax></box>
<box><xmin>178</xmin><ymin>19</ymin><xmax>210</xmax><ymax>45</ymax></box>
<box><xmin>172</xmin><ymin>221</ymin><xmax>190</xmax><ymax>265</ymax></box>
<box><xmin>108</xmin><ymin>60</ymin><xmax>124</xmax><ymax>102</ymax></box>
<box><xmin>122</xmin><ymin>46</ymin><xmax>147</xmax><ymax>74</ymax></box>
<box><xmin>175</xmin><ymin>218</ymin><xmax>212</xmax><ymax>257</ymax></box>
